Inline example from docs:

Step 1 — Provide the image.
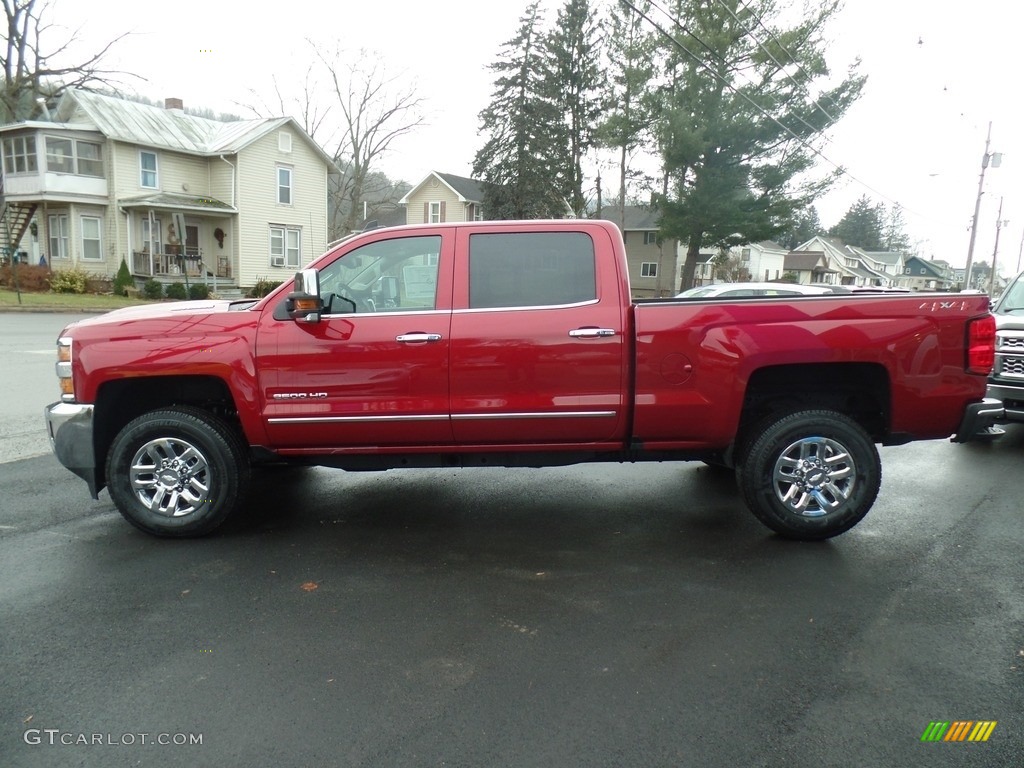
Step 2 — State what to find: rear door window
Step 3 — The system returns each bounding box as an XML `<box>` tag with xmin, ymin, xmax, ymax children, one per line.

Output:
<box><xmin>467</xmin><ymin>232</ymin><xmax>596</xmax><ymax>309</ymax></box>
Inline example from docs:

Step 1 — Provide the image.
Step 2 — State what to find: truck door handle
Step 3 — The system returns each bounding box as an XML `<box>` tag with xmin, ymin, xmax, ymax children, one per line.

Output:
<box><xmin>569</xmin><ymin>328</ymin><xmax>617</xmax><ymax>338</ymax></box>
<box><xmin>396</xmin><ymin>333</ymin><xmax>443</xmax><ymax>343</ymax></box>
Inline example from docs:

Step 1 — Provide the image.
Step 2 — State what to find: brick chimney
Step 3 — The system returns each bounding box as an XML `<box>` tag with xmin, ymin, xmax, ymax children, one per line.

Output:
<box><xmin>164</xmin><ymin>97</ymin><xmax>184</xmax><ymax>110</ymax></box>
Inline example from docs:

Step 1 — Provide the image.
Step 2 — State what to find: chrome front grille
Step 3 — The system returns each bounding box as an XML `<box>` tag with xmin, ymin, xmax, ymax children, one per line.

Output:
<box><xmin>995</xmin><ymin>330</ymin><xmax>1024</xmax><ymax>379</ymax></box>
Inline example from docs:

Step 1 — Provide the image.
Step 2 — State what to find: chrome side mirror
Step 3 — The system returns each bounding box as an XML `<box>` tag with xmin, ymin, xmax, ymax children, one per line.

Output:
<box><xmin>285</xmin><ymin>269</ymin><xmax>323</xmax><ymax>323</ymax></box>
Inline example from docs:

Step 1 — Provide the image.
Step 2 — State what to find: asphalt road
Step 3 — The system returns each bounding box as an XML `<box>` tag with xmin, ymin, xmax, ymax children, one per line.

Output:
<box><xmin>3</xmin><ymin>311</ymin><xmax>1022</xmax><ymax>766</ymax></box>
<box><xmin>0</xmin><ymin>312</ymin><xmax>92</xmax><ymax>464</ymax></box>
<box><xmin>2</xmin><ymin>424</ymin><xmax>1022</xmax><ymax>767</ymax></box>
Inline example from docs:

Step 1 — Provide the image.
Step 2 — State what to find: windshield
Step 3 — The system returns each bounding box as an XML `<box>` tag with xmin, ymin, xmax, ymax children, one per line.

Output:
<box><xmin>995</xmin><ymin>274</ymin><xmax>1024</xmax><ymax>314</ymax></box>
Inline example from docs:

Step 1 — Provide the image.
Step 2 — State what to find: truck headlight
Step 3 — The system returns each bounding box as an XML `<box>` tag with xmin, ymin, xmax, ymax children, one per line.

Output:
<box><xmin>56</xmin><ymin>336</ymin><xmax>75</xmax><ymax>401</ymax></box>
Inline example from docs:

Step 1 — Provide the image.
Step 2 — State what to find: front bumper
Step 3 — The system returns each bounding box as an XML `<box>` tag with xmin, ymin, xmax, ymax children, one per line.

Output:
<box><xmin>44</xmin><ymin>401</ymin><xmax>100</xmax><ymax>498</ymax></box>
<box><xmin>986</xmin><ymin>381</ymin><xmax>1024</xmax><ymax>422</ymax></box>
<box><xmin>950</xmin><ymin>397</ymin><xmax>1006</xmax><ymax>443</ymax></box>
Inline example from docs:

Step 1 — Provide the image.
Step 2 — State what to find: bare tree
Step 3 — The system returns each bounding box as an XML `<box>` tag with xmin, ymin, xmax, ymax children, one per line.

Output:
<box><xmin>314</xmin><ymin>44</ymin><xmax>425</xmax><ymax>235</ymax></box>
<box><xmin>240</xmin><ymin>43</ymin><xmax>424</xmax><ymax>240</ymax></box>
<box><xmin>2</xmin><ymin>0</ymin><xmax>135</xmax><ymax>121</ymax></box>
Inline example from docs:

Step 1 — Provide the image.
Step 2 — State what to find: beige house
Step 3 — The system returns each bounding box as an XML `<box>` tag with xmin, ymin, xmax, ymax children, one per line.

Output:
<box><xmin>598</xmin><ymin>204</ymin><xmax>681</xmax><ymax>298</ymax></box>
<box><xmin>0</xmin><ymin>90</ymin><xmax>334</xmax><ymax>292</ymax></box>
<box><xmin>399</xmin><ymin>171</ymin><xmax>486</xmax><ymax>225</ymax></box>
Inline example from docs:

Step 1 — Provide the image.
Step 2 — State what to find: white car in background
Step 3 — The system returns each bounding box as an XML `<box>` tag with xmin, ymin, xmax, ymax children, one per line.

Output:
<box><xmin>674</xmin><ymin>282</ymin><xmax>836</xmax><ymax>298</ymax></box>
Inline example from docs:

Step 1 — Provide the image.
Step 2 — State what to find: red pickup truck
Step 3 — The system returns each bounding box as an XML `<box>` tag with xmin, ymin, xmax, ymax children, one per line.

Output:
<box><xmin>44</xmin><ymin>220</ymin><xmax>1001</xmax><ymax>541</ymax></box>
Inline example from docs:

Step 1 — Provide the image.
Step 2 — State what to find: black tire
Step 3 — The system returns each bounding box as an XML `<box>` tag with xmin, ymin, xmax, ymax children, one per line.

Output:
<box><xmin>105</xmin><ymin>406</ymin><xmax>250</xmax><ymax>537</ymax></box>
<box><xmin>735</xmin><ymin>409</ymin><xmax>881</xmax><ymax>540</ymax></box>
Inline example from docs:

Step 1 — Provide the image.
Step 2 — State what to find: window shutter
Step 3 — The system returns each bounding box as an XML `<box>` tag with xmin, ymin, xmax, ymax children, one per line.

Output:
<box><xmin>440</xmin><ymin>201</ymin><xmax>446</xmax><ymax>222</ymax></box>
<box><xmin>424</xmin><ymin>202</ymin><xmax>428</xmax><ymax>223</ymax></box>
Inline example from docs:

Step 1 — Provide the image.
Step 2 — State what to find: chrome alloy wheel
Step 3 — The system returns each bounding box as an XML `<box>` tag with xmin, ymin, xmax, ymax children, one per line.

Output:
<box><xmin>772</xmin><ymin>436</ymin><xmax>855</xmax><ymax>517</ymax></box>
<box><xmin>129</xmin><ymin>437</ymin><xmax>211</xmax><ymax>517</ymax></box>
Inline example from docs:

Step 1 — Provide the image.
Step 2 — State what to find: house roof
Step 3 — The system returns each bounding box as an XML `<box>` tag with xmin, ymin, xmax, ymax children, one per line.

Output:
<box><xmin>399</xmin><ymin>171</ymin><xmax>486</xmax><ymax>204</ymax></box>
<box><xmin>436</xmin><ymin>172</ymin><xmax>485</xmax><ymax>202</ymax></box>
<box><xmin>784</xmin><ymin>251</ymin><xmax>832</xmax><ymax>272</ymax></box>
<box><xmin>598</xmin><ymin>204</ymin><xmax>660</xmax><ymax>231</ymax></box>
<box><xmin>853</xmin><ymin>248</ymin><xmax>904</xmax><ymax>266</ymax></box>
<box><xmin>905</xmin><ymin>256</ymin><xmax>947</xmax><ymax>278</ymax></box>
<box><xmin>119</xmin><ymin>191</ymin><xmax>237</xmax><ymax>214</ymax></box>
<box><xmin>51</xmin><ymin>90</ymin><xmax>336</xmax><ymax>166</ymax></box>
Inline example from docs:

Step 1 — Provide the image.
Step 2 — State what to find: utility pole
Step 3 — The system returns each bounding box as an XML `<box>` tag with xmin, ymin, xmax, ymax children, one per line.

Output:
<box><xmin>1016</xmin><ymin>226</ymin><xmax>1024</xmax><ymax>275</ymax></box>
<box><xmin>989</xmin><ymin>196</ymin><xmax>1007</xmax><ymax>296</ymax></box>
<box><xmin>964</xmin><ymin>122</ymin><xmax>1000</xmax><ymax>290</ymax></box>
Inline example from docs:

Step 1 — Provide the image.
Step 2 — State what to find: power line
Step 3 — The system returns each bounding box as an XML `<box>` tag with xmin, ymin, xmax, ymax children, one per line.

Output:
<box><xmin>646</xmin><ymin>0</ymin><xmax>827</xmax><ymax>140</ymax></box>
<box><xmin>714</xmin><ymin>0</ymin><xmax>839</xmax><ymax>126</ymax></box>
<box><xmin>736</xmin><ymin>0</ymin><xmax>848</xmax><ymax>118</ymax></box>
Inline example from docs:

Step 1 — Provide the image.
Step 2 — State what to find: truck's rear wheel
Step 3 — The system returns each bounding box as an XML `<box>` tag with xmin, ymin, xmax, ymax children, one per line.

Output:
<box><xmin>106</xmin><ymin>407</ymin><xmax>249</xmax><ymax>537</ymax></box>
<box><xmin>736</xmin><ymin>410</ymin><xmax>880</xmax><ymax>540</ymax></box>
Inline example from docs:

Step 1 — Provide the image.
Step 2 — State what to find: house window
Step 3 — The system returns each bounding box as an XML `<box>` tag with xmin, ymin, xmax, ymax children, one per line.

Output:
<box><xmin>278</xmin><ymin>132</ymin><xmax>292</xmax><ymax>152</ymax></box>
<box><xmin>140</xmin><ymin>151</ymin><xmax>158</xmax><ymax>188</ymax></box>
<box><xmin>641</xmin><ymin>262</ymin><xmax>658</xmax><ymax>278</ymax></box>
<box><xmin>741</xmin><ymin>248</ymin><xmax>751</xmax><ymax>261</ymax></box>
<box><xmin>45</xmin><ymin>137</ymin><xmax>75</xmax><ymax>174</ymax></box>
<box><xmin>428</xmin><ymin>201</ymin><xmax>442</xmax><ymax>224</ymax></box>
<box><xmin>2</xmin><ymin>135</ymin><xmax>37</xmax><ymax>173</ymax></box>
<box><xmin>277</xmin><ymin>166</ymin><xmax>292</xmax><ymax>204</ymax></box>
<box><xmin>44</xmin><ymin>137</ymin><xmax>102</xmax><ymax>176</ymax></box>
<box><xmin>644</xmin><ymin>231</ymin><xmax>657</xmax><ymax>245</ymax></box>
<box><xmin>919</xmin><ymin>268</ymin><xmax>926</xmax><ymax>274</ymax></box>
<box><xmin>765</xmin><ymin>270</ymin><xmax>770</xmax><ymax>281</ymax></box>
<box><xmin>48</xmin><ymin>214</ymin><xmax>69</xmax><ymax>259</ymax></box>
<box><xmin>76</xmin><ymin>142</ymin><xmax>103</xmax><ymax>176</ymax></box>
<box><xmin>80</xmin><ymin>216</ymin><xmax>102</xmax><ymax>261</ymax></box>
<box><xmin>270</xmin><ymin>225</ymin><xmax>301</xmax><ymax>268</ymax></box>
<box><xmin>473</xmin><ymin>205</ymin><xmax>484</xmax><ymax>221</ymax></box>
<box><xmin>904</xmin><ymin>267</ymin><xmax>911</xmax><ymax>274</ymax></box>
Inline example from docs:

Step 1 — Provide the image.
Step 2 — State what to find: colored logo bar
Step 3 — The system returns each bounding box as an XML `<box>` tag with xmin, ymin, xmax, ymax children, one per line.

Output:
<box><xmin>921</xmin><ymin>721</ymin><xmax>997</xmax><ymax>742</ymax></box>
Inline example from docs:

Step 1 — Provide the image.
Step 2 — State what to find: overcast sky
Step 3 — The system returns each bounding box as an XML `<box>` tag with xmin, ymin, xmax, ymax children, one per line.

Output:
<box><xmin>56</xmin><ymin>0</ymin><xmax>1024</xmax><ymax>273</ymax></box>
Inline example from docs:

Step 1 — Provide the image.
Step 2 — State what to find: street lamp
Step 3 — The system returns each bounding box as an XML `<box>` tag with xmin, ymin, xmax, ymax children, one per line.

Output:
<box><xmin>964</xmin><ymin>121</ymin><xmax>1001</xmax><ymax>290</ymax></box>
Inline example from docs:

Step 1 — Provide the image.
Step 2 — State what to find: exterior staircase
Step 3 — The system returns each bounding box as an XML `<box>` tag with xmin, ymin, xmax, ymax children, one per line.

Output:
<box><xmin>0</xmin><ymin>201</ymin><xmax>38</xmax><ymax>261</ymax></box>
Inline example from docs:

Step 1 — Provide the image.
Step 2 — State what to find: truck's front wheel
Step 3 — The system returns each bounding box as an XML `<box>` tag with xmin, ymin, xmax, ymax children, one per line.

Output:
<box><xmin>736</xmin><ymin>410</ymin><xmax>881</xmax><ymax>540</ymax></box>
<box><xmin>106</xmin><ymin>407</ymin><xmax>250</xmax><ymax>537</ymax></box>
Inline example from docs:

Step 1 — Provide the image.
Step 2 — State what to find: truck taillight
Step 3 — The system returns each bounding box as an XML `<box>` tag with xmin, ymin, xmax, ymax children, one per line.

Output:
<box><xmin>966</xmin><ymin>315</ymin><xmax>995</xmax><ymax>375</ymax></box>
<box><xmin>56</xmin><ymin>336</ymin><xmax>75</xmax><ymax>401</ymax></box>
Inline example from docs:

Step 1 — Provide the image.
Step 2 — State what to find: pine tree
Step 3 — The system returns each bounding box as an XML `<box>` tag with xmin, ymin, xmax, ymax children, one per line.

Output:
<box><xmin>829</xmin><ymin>195</ymin><xmax>884</xmax><ymax>250</ymax></box>
<box><xmin>779</xmin><ymin>206</ymin><xmax>821</xmax><ymax>250</ymax></box>
<box><xmin>652</xmin><ymin>0</ymin><xmax>865</xmax><ymax>290</ymax></box>
<box><xmin>598</xmin><ymin>0</ymin><xmax>658</xmax><ymax>225</ymax></box>
<box><xmin>547</xmin><ymin>0</ymin><xmax>605</xmax><ymax>218</ymax></box>
<box><xmin>473</xmin><ymin>2</ymin><xmax>567</xmax><ymax>219</ymax></box>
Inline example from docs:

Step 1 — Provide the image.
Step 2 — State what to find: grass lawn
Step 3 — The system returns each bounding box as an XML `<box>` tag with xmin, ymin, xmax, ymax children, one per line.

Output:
<box><xmin>0</xmin><ymin>287</ymin><xmax>155</xmax><ymax>311</ymax></box>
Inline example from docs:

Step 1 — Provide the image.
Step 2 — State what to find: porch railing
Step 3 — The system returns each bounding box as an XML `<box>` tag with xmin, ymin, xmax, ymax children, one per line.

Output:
<box><xmin>132</xmin><ymin>247</ymin><xmax>231</xmax><ymax>279</ymax></box>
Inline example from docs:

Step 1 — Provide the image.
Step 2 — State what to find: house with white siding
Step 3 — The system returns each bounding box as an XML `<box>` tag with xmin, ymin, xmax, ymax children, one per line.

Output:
<box><xmin>0</xmin><ymin>90</ymin><xmax>334</xmax><ymax>292</ymax></box>
<box><xmin>795</xmin><ymin>236</ymin><xmax>891</xmax><ymax>287</ymax></box>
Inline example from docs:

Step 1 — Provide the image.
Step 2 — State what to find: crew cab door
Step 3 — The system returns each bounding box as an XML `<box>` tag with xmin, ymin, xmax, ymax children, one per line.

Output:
<box><xmin>256</xmin><ymin>231</ymin><xmax>454</xmax><ymax>448</ymax></box>
<box><xmin>448</xmin><ymin>225</ymin><xmax>628</xmax><ymax>444</ymax></box>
